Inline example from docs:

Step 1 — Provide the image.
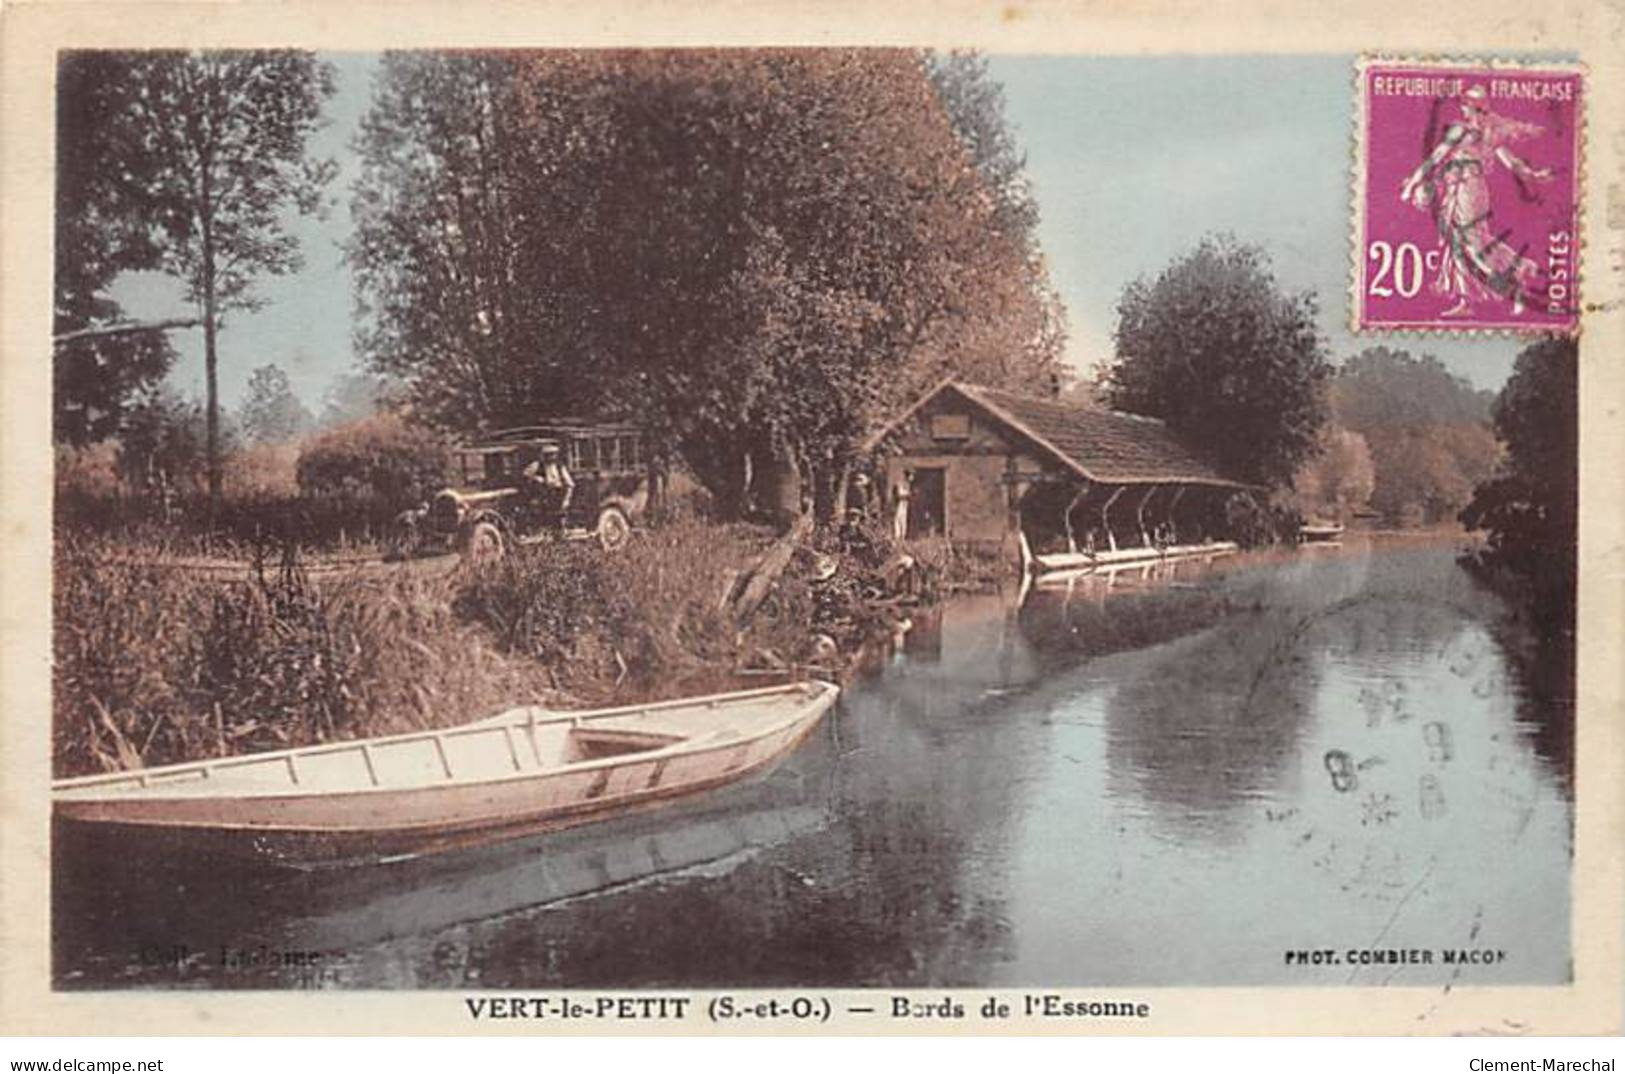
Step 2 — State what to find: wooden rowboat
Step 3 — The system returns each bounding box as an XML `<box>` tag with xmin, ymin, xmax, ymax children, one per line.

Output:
<box><xmin>53</xmin><ymin>680</ymin><xmax>838</xmax><ymax>867</ymax></box>
<box><xmin>1299</xmin><ymin>522</ymin><xmax>1345</xmax><ymax>544</ymax></box>
<box><xmin>1030</xmin><ymin>539</ymin><xmax>1239</xmax><ymax>575</ymax></box>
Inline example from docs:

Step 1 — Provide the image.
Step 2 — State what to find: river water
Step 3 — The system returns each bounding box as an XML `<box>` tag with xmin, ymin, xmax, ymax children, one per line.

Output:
<box><xmin>54</xmin><ymin>533</ymin><xmax>1573</xmax><ymax>989</ymax></box>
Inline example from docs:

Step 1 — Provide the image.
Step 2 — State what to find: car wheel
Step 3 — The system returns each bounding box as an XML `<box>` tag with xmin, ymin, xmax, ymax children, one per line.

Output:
<box><xmin>463</xmin><ymin>520</ymin><xmax>505</xmax><ymax>564</ymax></box>
<box><xmin>596</xmin><ymin>506</ymin><xmax>632</xmax><ymax>552</ymax></box>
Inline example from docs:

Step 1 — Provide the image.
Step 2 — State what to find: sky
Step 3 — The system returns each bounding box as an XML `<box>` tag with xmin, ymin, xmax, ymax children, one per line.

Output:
<box><xmin>112</xmin><ymin>51</ymin><xmax>1527</xmax><ymax>414</ymax></box>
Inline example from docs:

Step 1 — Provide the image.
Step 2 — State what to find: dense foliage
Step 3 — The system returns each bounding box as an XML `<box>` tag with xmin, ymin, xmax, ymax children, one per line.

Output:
<box><xmin>1291</xmin><ymin>426</ymin><xmax>1376</xmax><ymax>521</ymax></box>
<box><xmin>53</xmin><ymin>52</ymin><xmax>175</xmax><ymax>445</ymax></box>
<box><xmin>1330</xmin><ymin>347</ymin><xmax>1500</xmax><ymax>525</ymax></box>
<box><xmin>295</xmin><ymin>413</ymin><xmax>450</xmax><ymax>508</ymax></box>
<box><xmin>1332</xmin><ymin>347</ymin><xmax>1495</xmax><ymax>429</ymax></box>
<box><xmin>1459</xmin><ymin>337</ymin><xmax>1577</xmax><ymax>614</ymax></box>
<box><xmin>53</xmin><ymin>521</ymin><xmax>828</xmax><ymax>775</ymax></box>
<box><xmin>53</xmin><ymin>537</ymin><xmax>563</xmax><ymax>776</ymax></box>
<box><xmin>349</xmin><ymin>49</ymin><xmax>1064</xmax><ymax>519</ymax></box>
<box><xmin>1107</xmin><ymin>235</ymin><xmax>1332</xmax><ymax>488</ymax></box>
<box><xmin>115</xmin><ymin>389</ymin><xmax>222</xmax><ymax>494</ymax></box>
<box><xmin>59</xmin><ymin>51</ymin><xmax>337</xmax><ymax>506</ymax></box>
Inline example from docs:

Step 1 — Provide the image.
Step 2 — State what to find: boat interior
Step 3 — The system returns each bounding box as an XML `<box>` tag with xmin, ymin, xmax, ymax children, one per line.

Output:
<box><xmin>54</xmin><ymin>684</ymin><xmax>828</xmax><ymax>800</ymax></box>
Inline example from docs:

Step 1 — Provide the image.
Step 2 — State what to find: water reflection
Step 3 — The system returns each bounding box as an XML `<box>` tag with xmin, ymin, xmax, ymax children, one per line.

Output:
<box><xmin>55</xmin><ymin>535</ymin><xmax>1572</xmax><ymax>989</ymax></box>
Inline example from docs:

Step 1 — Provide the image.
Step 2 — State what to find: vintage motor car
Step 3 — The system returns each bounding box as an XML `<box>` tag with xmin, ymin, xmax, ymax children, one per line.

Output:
<box><xmin>417</xmin><ymin>423</ymin><xmax>650</xmax><ymax>559</ymax></box>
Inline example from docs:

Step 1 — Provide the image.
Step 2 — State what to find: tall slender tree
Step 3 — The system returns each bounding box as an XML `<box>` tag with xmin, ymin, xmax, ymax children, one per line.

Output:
<box><xmin>349</xmin><ymin>53</ymin><xmax>529</xmax><ymax>431</ymax></box>
<box><xmin>117</xmin><ymin>50</ymin><xmax>335</xmax><ymax>510</ymax></box>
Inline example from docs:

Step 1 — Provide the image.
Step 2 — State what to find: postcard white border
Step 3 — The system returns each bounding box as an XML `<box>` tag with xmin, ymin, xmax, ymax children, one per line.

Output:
<box><xmin>3</xmin><ymin>0</ymin><xmax>1621</xmax><ymax>1037</ymax></box>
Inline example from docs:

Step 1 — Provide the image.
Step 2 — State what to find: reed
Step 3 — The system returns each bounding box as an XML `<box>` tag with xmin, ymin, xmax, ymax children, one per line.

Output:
<box><xmin>51</xmin><ymin>520</ymin><xmax>834</xmax><ymax>777</ymax></box>
<box><xmin>52</xmin><ymin>534</ymin><xmax>561</xmax><ymax>777</ymax></box>
<box><xmin>450</xmin><ymin>518</ymin><xmax>821</xmax><ymax>694</ymax></box>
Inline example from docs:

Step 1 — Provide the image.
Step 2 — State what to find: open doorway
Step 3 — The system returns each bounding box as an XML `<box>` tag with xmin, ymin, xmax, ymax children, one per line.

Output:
<box><xmin>907</xmin><ymin>467</ymin><xmax>946</xmax><ymax>538</ymax></box>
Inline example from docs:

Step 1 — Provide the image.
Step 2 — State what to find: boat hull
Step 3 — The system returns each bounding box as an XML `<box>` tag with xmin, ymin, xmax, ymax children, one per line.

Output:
<box><xmin>54</xmin><ymin>681</ymin><xmax>837</xmax><ymax>867</ymax></box>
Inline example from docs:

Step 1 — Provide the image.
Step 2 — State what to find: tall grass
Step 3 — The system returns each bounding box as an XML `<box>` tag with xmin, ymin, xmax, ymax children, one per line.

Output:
<box><xmin>450</xmin><ymin>518</ymin><xmax>827</xmax><ymax>697</ymax></box>
<box><xmin>51</xmin><ymin>520</ymin><xmax>859</xmax><ymax>777</ymax></box>
<box><xmin>53</xmin><ymin>534</ymin><xmax>562</xmax><ymax>777</ymax></box>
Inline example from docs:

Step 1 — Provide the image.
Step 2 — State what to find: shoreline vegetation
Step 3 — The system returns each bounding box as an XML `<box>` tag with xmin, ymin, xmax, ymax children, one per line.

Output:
<box><xmin>51</xmin><ymin>508</ymin><xmax>1002</xmax><ymax>779</ymax></box>
<box><xmin>52</xmin><ymin>495</ymin><xmax>1503</xmax><ymax>783</ymax></box>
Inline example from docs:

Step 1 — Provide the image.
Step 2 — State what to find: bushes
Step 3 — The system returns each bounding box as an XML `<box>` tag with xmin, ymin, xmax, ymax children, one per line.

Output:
<box><xmin>1224</xmin><ymin>492</ymin><xmax>1302</xmax><ymax>549</ymax></box>
<box><xmin>52</xmin><ymin>534</ymin><xmax>567</xmax><ymax>777</ymax></box>
<box><xmin>222</xmin><ymin>441</ymin><xmax>301</xmax><ymax>499</ymax></box>
<box><xmin>51</xmin><ymin>522</ymin><xmax>813</xmax><ymax>776</ymax></box>
<box><xmin>54</xmin><ymin>487</ymin><xmax>410</xmax><ymax>554</ymax></box>
<box><xmin>454</xmin><ymin>541</ymin><xmax>647</xmax><ymax>678</ymax></box>
<box><xmin>451</xmin><ymin>519</ymin><xmax>795</xmax><ymax>695</ymax></box>
<box><xmin>56</xmin><ymin>414</ymin><xmax>438</xmax><ymax>552</ymax></box>
<box><xmin>55</xmin><ymin>441</ymin><xmax>122</xmax><ymax>497</ymax></box>
<box><xmin>296</xmin><ymin>413</ymin><xmax>449</xmax><ymax>508</ymax></box>
<box><xmin>52</xmin><ymin>516</ymin><xmax>925</xmax><ymax>777</ymax></box>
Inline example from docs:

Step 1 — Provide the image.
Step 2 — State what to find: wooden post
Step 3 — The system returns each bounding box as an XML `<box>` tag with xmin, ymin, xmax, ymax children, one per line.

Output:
<box><xmin>1100</xmin><ymin>487</ymin><xmax>1124</xmax><ymax>552</ymax></box>
<box><xmin>1135</xmin><ymin>485</ymin><xmax>1158</xmax><ymax>548</ymax></box>
<box><xmin>1063</xmin><ymin>485</ymin><xmax>1087</xmax><ymax>554</ymax></box>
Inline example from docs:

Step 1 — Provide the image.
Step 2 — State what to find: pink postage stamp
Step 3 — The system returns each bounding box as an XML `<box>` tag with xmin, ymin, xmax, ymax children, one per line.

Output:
<box><xmin>1355</xmin><ymin>59</ymin><xmax>1582</xmax><ymax>334</ymax></box>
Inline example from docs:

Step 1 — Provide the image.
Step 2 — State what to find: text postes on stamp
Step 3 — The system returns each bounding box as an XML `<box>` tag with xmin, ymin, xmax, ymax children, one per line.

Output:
<box><xmin>1354</xmin><ymin>59</ymin><xmax>1581</xmax><ymax>335</ymax></box>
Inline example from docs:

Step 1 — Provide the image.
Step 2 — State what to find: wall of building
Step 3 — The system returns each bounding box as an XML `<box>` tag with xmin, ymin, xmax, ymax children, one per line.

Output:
<box><xmin>881</xmin><ymin>391</ymin><xmax>1056</xmax><ymax>550</ymax></box>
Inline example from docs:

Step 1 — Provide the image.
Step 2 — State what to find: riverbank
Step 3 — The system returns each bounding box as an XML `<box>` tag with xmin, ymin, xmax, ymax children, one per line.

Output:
<box><xmin>54</xmin><ymin>533</ymin><xmax>1577</xmax><ymax>989</ymax></box>
<box><xmin>51</xmin><ymin>517</ymin><xmax>950</xmax><ymax>778</ymax></box>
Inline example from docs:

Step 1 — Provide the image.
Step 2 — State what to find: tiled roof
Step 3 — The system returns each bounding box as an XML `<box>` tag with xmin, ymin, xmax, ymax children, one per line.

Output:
<box><xmin>956</xmin><ymin>383</ymin><xmax>1247</xmax><ymax>487</ymax></box>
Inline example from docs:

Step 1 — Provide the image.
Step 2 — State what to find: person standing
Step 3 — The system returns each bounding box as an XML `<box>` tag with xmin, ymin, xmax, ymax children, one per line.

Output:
<box><xmin>891</xmin><ymin>468</ymin><xmax>912</xmax><ymax>542</ymax></box>
<box><xmin>522</xmin><ymin>443</ymin><xmax>575</xmax><ymax>533</ymax></box>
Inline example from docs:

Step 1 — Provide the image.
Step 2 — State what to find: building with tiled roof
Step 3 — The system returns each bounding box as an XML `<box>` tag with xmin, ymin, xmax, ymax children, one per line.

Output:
<box><xmin>865</xmin><ymin>380</ymin><xmax>1254</xmax><ymax>564</ymax></box>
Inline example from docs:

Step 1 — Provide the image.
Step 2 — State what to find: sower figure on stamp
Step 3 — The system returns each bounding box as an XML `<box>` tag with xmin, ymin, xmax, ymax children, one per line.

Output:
<box><xmin>1399</xmin><ymin>83</ymin><xmax>1554</xmax><ymax>317</ymax></box>
<box><xmin>522</xmin><ymin>443</ymin><xmax>575</xmax><ymax>535</ymax></box>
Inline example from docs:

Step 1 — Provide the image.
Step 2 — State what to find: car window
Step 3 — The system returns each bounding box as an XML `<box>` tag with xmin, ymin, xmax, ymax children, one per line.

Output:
<box><xmin>483</xmin><ymin>453</ymin><xmax>511</xmax><ymax>483</ymax></box>
<box><xmin>575</xmin><ymin>437</ymin><xmax>598</xmax><ymax>471</ymax></box>
<box><xmin>619</xmin><ymin>435</ymin><xmax>639</xmax><ymax>468</ymax></box>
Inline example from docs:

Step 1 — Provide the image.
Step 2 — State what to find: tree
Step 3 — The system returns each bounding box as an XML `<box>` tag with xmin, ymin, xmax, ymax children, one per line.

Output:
<box><xmin>1330</xmin><ymin>346</ymin><xmax>1500</xmax><ymax>525</ymax></box>
<box><xmin>1292</xmin><ymin>425</ymin><xmax>1375</xmax><ymax>520</ymax></box>
<box><xmin>1364</xmin><ymin>425</ymin><xmax>1498</xmax><ymax>526</ymax></box>
<box><xmin>54</xmin><ymin>52</ymin><xmax>177</xmax><ymax>445</ymax></box>
<box><xmin>1460</xmin><ymin>338</ymin><xmax>1577</xmax><ymax>588</ymax></box>
<box><xmin>926</xmin><ymin>52</ymin><xmax>1038</xmax><ymax>249</ymax></box>
<box><xmin>295</xmin><ymin>413</ymin><xmax>449</xmax><ymax>507</ymax></box>
<box><xmin>115</xmin><ymin>50</ymin><xmax>335</xmax><ymax>510</ymax></box>
<box><xmin>238</xmin><ymin>363</ymin><xmax>313</xmax><ymax>444</ymax></box>
<box><xmin>350</xmin><ymin>49</ymin><xmax>1064</xmax><ymax>521</ymax></box>
<box><xmin>926</xmin><ymin>50</ymin><xmax>1069</xmax><ymax>378</ymax></box>
<box><xmin>115</xmin><ymin>388</ymin><xmax>225</xmax><ymax>495</ymax></box>
<box><xmin>1332</xmin><ymin>347</ymin><xmax>1494</xmax><ymax>432</ymax></box>
<box><xmin>1107</xmin><ymin>234</ymin><xmax>1331</xmax><ymax>487</ymax></box>
<box><xmin>349</xmin><ymin>53</ymin><xmax>530</xmax><ymax>433</ymax></box>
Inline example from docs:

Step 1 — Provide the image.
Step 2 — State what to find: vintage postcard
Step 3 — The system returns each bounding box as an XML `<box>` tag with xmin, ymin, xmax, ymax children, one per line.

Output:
<box><xmin>1</xmin><ymin>0</ymin><xmax>1620</xmax><ymax>1039</ymax></box>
